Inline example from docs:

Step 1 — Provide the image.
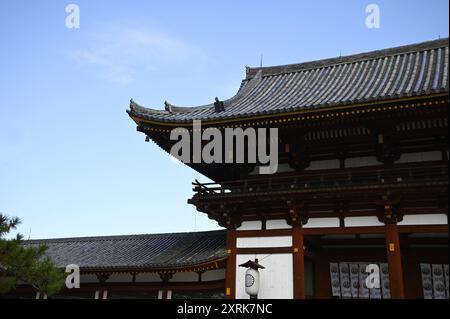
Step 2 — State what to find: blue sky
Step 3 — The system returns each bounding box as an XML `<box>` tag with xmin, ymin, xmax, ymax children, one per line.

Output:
<box><xmin>0</xmin><ymin>0</ymin><xmax>448</xmax><ymax>239</ymax></box>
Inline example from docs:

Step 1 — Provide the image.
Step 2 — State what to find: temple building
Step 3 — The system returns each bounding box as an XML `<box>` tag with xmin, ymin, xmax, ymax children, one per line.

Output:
<box><xmin>7</xmin><ymin>38</ymin><xmax>449</xmax><ymax>299</ymax></box>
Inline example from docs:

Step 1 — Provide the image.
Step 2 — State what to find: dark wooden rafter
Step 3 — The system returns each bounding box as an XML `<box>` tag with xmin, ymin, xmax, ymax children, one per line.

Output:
<box><xmin>286</xmin><ymin>200</ymin><xmax>308</xmax><ymax>226</ymax></box>
<box><xmin>158</xmin><ymin>271</ymin><xmax>175</xmax><ymax>283</ymax></box>
<box><xmin>96</xmin><ymin>273</ymin><xmax>110</xmax><ymax>284</ymax></box>
<box><xmin>79</xmin><ymin>258</ymin><xmax>227</xmax><ymax>277</ymax></box>
<box><xmin>334</xmin><ymin>201</ymin><xmax>349</xmax><ymax>227</ymax></box>
<box><xmin>137</xmin><ymin>97</ymin><xmax>448</xmax><ymax>181</ymax></box>
<box><xmin>372</xmin><ymin>121</ymin><xmax>401</xmax><ymax>164</ymax></box>
<box><xmin>216</xmin><ymin>205</ymin><xmax>242</xmax><ymax>229</ymax></box>
<box><xmin>376</xmin><ymin>192</ymin><xmax>403</xmax><ymax>224</ymax></box>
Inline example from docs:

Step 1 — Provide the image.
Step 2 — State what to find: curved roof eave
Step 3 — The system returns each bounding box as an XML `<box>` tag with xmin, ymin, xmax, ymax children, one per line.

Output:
<box><xmin>127</xmin><ymin>38</ymin><xmax>449</xmax><ymax>126</ymax></box>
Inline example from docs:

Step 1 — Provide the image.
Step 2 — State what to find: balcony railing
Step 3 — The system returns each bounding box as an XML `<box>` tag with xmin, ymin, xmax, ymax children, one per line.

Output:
<box><xmin>192</xmin><ymin>162</ymin><xmax>448</xmax><ymax>196</ymax></box>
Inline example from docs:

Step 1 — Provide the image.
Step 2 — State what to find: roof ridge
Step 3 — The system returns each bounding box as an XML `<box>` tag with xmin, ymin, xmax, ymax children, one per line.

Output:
<box><xmin>246</xmin><ymin>38</ymin><xmax>449</xmax><ymax>79</ymax></box>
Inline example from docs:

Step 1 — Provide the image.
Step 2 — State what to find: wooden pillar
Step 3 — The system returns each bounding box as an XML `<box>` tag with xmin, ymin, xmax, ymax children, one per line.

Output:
<box><xmin>292</xmin><ymin>226</ymin><xmax>305</xmax><ymax>299</ymax></box>
<box><xmin>385</xmin><ymin>223</ymin><xmax>405</xmax><ymax>298</ymax></box>
<box><xmin>225</xmin><ymin>229</ymin><xmax>236</xmax><ymax>299</ymax></box>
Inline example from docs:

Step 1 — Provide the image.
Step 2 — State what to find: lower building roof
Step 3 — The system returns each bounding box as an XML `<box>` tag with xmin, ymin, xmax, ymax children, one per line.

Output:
<box><xmin>25</xmin><ymin>230</ymin><xmax>227</xmax><ymax>271</ymax></box>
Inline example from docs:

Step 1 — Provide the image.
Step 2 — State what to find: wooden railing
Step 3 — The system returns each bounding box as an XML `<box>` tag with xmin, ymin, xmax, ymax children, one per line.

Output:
<box><xmin>192</xmin><ymin>162</ymin><xmax>448</xmax><ymax>196</ymax></box>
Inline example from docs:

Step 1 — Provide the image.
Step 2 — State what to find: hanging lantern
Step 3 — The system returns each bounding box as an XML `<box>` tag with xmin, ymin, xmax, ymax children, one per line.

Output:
<box><xmin>239</xmin><ymin>258</ymin><xmax>265</xmax><ymax>299</ymax></box>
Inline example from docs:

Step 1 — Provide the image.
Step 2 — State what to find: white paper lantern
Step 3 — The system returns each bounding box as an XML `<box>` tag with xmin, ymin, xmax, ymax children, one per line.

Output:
<box><xmin>245</xmin><ymin>268</ymin><xmax>260</xmax><ymax>296</ymax></box>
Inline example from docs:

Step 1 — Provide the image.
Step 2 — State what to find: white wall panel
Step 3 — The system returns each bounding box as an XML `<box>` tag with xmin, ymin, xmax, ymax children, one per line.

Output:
<box><xmin>305</xmin><ymin>159</ymin><xmax>340</xmax><ymax>170</ymax></box>
<box><xmin>236</xmin><ymin>254</ymin><xmax>293</xmax><ymax>299</ymax></box>
<box><xmin>171</xmin><ymin>272</ymin><xmax>198</xmax><ymax>282</ymax></box>
<box><xmin>266</xmin><ymin>219</ymin><xmax>292</xmax><ymax>230</ymax></box>
<box><xmin>397</xmin><ymin>151</ymin><xmax>442</xmax><ymax>163</ymax></box>
<box><xmin>345</xmin><ymin>156</ymin><xmax>381</xmax><ymax>168</ymax></box>
<box><xmin>135</xmin><ymin>273</ymin><xmax>162</xmax><ymax>282</ymax></box>
<box><xmin>237</xmin><ymin>221</ymin><xmax>262</xmax><ymax>231</ymax></box>
<box><xmin>303</xmin><ymin>217</ymin><xmax>340</xmax><ymax>228</ymax></box>
<box><xmin>345</xmin><ymin>216</ymin><xmax>384</xmax><ymax>227</ymax></box>
<box><xmin>202</xmin><ymin>269</ymin><xmax>226</xmax><ymax>281</ymax></box>
<box><xmin>107</xmin><ymin>273</ymin><xmax>132</xmax><ymax>283</ymax></box>
<box><xmin>236</xmin><ymin>236</ymin><xmax>292</xmax><ymax>248</ymax></box>
<box><xmin>398</xmin><ymin>214</ymin><xmax>448</xmax><ymax>225</ymax></box>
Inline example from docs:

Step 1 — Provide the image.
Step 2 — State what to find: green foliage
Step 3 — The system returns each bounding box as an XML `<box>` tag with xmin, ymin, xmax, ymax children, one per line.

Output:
<box><xmin>0</xmin><ymin>213</ymin><xmax>65</xmax><ymax>296</ymax></box>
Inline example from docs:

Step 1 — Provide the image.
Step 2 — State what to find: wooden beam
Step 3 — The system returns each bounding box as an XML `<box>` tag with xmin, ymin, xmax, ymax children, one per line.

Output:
<box><xmin>225</xmin><ymin>229</ymin><xmax>236</xmax><ymax>299</ymax></box>
<box><xmin>301</xmin><ymin>224</ymin><xmax>449</xmax><ymax>237</ymax></box>
<box><xmin>385</xmin><ymin>224</ymin><xmax>405</xmax><ymax>298</ymax></box>
<box><xmin>292</xmin><ymin>226</ymin><xmax>305</xmax><ymax>299</ymax></box>
<box><xmin>302</xmin><ymin>226</ymin><xmax>385</xmax><ymax>235</ymax></box>
<box><xmin>80</xmin><ymin>258</ymin><xmax>226</xmax><ymax>275</ymax></box>
<box><xmin>316</xmin><ymin>236</ymin><xmax>448</xmax><ymax>246</ymax></box>
<box><xmin>236</xmin><ymin>229</ymin><xmax>292</xmax><ymax>237</ymax></box>
<box><xmin>236</xmin><ymin>247</ymin><xmax>292</xmax><ymax>254</ymax></box>
<box><xmin>398</xmin><ymin>224</ymin><xmax>449</xmax><ymax>233</ymax></box>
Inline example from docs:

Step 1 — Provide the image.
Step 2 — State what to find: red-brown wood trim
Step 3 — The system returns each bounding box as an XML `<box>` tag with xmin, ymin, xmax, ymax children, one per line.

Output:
<box><xmin>225</xmin><ymin>229</ymin><xmax>236</xmax><ymax>299</ymax></box>
<box><xmin>235</xmin><ymin>229</ymin><xmax>292</xmax><ymax>237</ymax></box>
<box><xmin>80</xmin><ymin>258</ymin><xmax>227</xmax><ymax>275</ymax></box>
<box><xmin>236</xmin><ymin>247</ymin><xmax>292</xmax><ymax>254</ymax></box>
<box><xmin>398</xmin><ymin>224</ymin><xmax>449</xmax><ymax>233</ymax></box>
<box><xmin>385</xmin><ymin>224</ymin><xmax>405</xmax><ymax>298</ymax></box>
<box><xmin>235</xmin><ymin>224</ymin><xmax>448</xmax><ymax>238</ymax></box>
<box><xmin>302</xmin><ymin>226</ymin><xmax>385</xmax><ymax>235</ymax></box>
<box><xmin>292</xmin><ymin>226</ymin><xmax>305</xmax><ymax>299</ymax></box>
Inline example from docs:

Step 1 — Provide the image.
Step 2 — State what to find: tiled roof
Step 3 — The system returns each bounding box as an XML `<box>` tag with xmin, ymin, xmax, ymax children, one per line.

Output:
<box><xmin>127</xmin><ymin>38</ymin><xmax>449</xmax><ymax>123</ymax></box>
<box><xmin>25</xmin><ymin>230</ymin><xmax>226</xmax><ymax>270</ymax></box>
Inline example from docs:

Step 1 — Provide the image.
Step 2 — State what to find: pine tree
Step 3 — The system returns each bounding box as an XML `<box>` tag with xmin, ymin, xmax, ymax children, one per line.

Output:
<box><xmin>0</xmin><ymin>213</ymin><xmax>64</xmax><ymax>296</ymax></box>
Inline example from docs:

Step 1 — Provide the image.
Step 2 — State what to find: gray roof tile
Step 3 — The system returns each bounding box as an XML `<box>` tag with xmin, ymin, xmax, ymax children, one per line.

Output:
<box><xmin>25</xmin><ymin>230</ymin><xmax>226</xmax><ymax>270</ymax></box>
<box><xmin>127</xmin><ymin>38</ymin><xmax>449</xmax><ymax>123</ymax></box>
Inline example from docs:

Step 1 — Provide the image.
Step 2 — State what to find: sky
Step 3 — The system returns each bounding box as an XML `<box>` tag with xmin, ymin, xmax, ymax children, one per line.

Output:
<box><xmin>0</xmin><ymin>0</ymin><xmax>448</xmax><ymax>239</ymax></box>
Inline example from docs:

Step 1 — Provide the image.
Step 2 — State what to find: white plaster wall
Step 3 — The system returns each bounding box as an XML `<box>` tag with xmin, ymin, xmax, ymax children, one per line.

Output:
<box><xmin>305</xmin><ymin>159</ymin><xmax>340</xmax><ymax>170</ymax></box>
<box><xmin>107</xmin><ymin>273</ymin><xmax>133</xmax><ymax>283</ymax></box>
<box><xmin>344</xmin><ymin>216</ymin><xmax>384</xmax><ymax>227</ymax></box>
<box><xmin>236</xmin><ymin>236</ymin><xmax>292</xmax><ymax>248</ymax></box>
<box><xmin>345</xmin><ymin>156</ymin><xmax>382</xmax><ymax>168</ymax></box>
<box><xmin>236</xmin><ymin>254</ymin><xmax>293</xmax><ymax>299</ymax></box>
<box><xmin>237</xmin><ymin>221</ymin><xmax>262</xmax><ymax>231</ymax></box>
<box><xmin>202</xmin><ymin>269</ymin><xmax>226</xmax><ymax>281</ymax></box>
<box><xmin>171</xmin><ymin>272</ymin><xmax>199</xmax><ymax>282</ymax></box>
<box><xmin>397</xmin><ymin>151</ymin><xmax>442</xmax><ymax>163</ymax></box>
<box><xmin>80</xmin><ymin>274</ymin><xmax>98</xmax><ymax>283</ymax></box>
<box><xmin>135</xmin><ymin>273</ymin><xmax>162</xmax><ymax>282</ymax></box>
<box><xmin>303</xmin><ymin>217</ymin><xmax>340</xmax><ymax>228</ymax></box>
<box><xmin>266</xmin><ymin>219</ymin><xmax>292</xmax><ymax>230</ymax></box>
<box><xmin>398</xmin><ymin>214</ymin><xmax>448</xmax><ymax>225</ymax></box>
